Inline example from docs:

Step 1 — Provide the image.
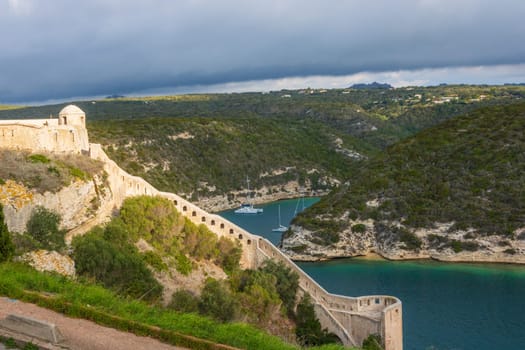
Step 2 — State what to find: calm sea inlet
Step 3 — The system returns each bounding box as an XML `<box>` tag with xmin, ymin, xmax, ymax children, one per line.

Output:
<box><xmin>218</xmin><ymin>198</ymin><xmax>525</xmax><ymax>350</ymax></box>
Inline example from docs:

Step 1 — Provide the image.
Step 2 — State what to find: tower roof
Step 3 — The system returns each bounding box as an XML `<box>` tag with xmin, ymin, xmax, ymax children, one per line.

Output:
<box><xmin>59</xmin><ymin>105</ymin><xmax>85</xmax><ymax>117</ymax></box>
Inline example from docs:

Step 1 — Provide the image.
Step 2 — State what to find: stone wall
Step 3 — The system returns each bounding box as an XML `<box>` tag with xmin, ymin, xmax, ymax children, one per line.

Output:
<box><xmin>0</xmin><ymin>105</ymin><xmax>89</xmax><ymax>154</ymax></box>
<box><xmin>1</xmin><ymin>107</ymin><xmax>403</xmax><ymax>350</ymax></box>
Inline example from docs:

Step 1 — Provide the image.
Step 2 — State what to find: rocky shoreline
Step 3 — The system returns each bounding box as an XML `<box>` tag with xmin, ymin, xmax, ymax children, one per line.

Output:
<box><xmin>193</xmin><ymin>184</ymin><xmax>329</xmax><ymax>213</ymax></box>
<box><xmin>285</xmin><ymin>248</ymin><xmax>525</xmax><ymax>265</ymax></box>
<box><xmin>281</xmin><ymin>222</ymin><xmax>525</xmax><ymax>266</ymax></box>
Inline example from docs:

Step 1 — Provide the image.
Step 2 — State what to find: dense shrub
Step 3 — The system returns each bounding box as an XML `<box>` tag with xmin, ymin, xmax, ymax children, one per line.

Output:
<box><xmin>118</xmin><ymin>196</ymin><xmax>183</xmax><ymax>249</ymax></box>
<box><xmin>25</xmin><ymin>206</ymin><xmax>65</xmax><ymax>251</ymax></box>
<box><xmin>231</xmin><ymin>269</ymin><xmax>281</xmax><ymax>325</ymax></box>
<box><xmin>295</xmin><ymin>294</ymin><xmax>340</xmax><ymax>346</ymax></box>
<box><xmin>449</xmin><ymin>240</ymin><xmax>463</xmax><ymax>253</ymax></box>
<box><xmin>73</xmin><ymin>231</ymin><xmax>162</xmax><ymax>301</ymax></box>
<box><xmin>0</xmin><ymin>205</ymin><xmax>14</xmax><ymax>262</ymax></box>
<box><xmin>141</xmin><ymin>251</ymin><xmax>168</xmax><ymax>271</ymax></box>
<box><xmin>183</xmin><ymin>219</ymin><xmax>217</xmax><ymax>260</ymax></box>
<box><xmin>199</xmin><ymin>278</ymin><xmax>239</xmax><ymax>322</ymax></box>
<box><xmin>174</xmin><ymin>253</ymin><xmax>193</xmax><ymax>275</ymax></box>
<box><xmin>351</xmin><ymin>224</ymin><xmax>367</xmax><ymax>233</ymax></box>
<box><xmin>169</xmin><ymin>290</ymin><xmax>200</xmax><ymax>313</ymax></box>
<box><xmin>362</xmin><ymin>334</ymin><xmax>383</xmax><ymax>350</ymax></box>
<box><xmin>397</xmin><ymin>228</ymin><xmax>422</xmax><ymax>250</ymax></box>
<box><xmin>259</xmin><ymin>260</ymin><xmax>299</xmax><ymax>315</ymax></box>
<box><xmin>215</xmin><ymin>236</ymin><xmax>242</xmax><ymax>274</ymax></box>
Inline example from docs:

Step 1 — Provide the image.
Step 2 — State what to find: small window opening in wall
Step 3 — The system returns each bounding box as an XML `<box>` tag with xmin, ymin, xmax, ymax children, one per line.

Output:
<box><xmin>182</xmin><ymin>206</ymin><xmax>187</xmax><ymax>211</ymax></box>
<box><xmin>229</xmin><ymin>228</ymin><xmax>234</xmax><ymax>234</ymax></box>
<box><xmin>247</xmin><ymin>239</ymin><xmax>251</xmax><ymax>245</ymax></box>
<box><xmin>375</xmin><ymin>298</ymin><xmax>380</xmax><ymax>304</ymax></box>
<box><xmin>174</xmin><ymin>200</ymin><xmax>178</xmax><ymax>206</ymax></box>
<box><xmin>201</xmin><ymin>216</ymin><xmax>206</xmax><ymax>222</ymax></box>
<box><xmin>238</xmin><ymin>234</ymin><xmax>243</xmax><ymax>240</ymax></box>
<box><xmin>220</xmin><ymin>223</ymin><xmax>225</xmax><ymax>229</ymax></box>
<box><xmin>192</xmin><ymin>211</ymin><xmax>196</xmax><ymax>217</ymax></box>
<box><xmin>211</xmin><ymin>220</ymin><xmax>215</xmax><ymax>226</ymax></box>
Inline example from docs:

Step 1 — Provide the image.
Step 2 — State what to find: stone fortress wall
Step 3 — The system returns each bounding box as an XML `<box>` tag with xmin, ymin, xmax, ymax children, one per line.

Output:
<box><xmin>0</xmin><ymin>106</ymin><xmax>403</xmax><ymax>350</ymax></box>
<box><xmin>0</xmin><ymin>105</ymin><xmax>89</xmax><ymax>154</ymax></box>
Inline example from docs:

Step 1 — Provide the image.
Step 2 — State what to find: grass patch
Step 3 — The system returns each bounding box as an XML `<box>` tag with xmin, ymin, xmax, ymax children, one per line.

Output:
<box><xmin>0</xmin><ymin>262</ymin><xmax>351</xmax><ymax>350</ymax></box>
<box><xmin>0</xmin><ymin>150</ymin><xmax>103</xmax><ymax>193</ymax></box>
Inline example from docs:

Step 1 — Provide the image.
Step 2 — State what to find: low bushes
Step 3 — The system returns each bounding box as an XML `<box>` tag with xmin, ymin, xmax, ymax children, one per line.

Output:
<box><xmin>0</xmin><ymin>262</ymin><xmax>341</xmax><ymax>350</ymax></box>
<box><xmin>0</xmin><ymin>150</ymin><xmax>103</xmax><ymax>193</ymax></box>
<box><xmin>73</xmin><ymin>230</ymin><xmax>163</xmax><ymax>302</ymax></box>
<box><xmin>0</xmin><ymin>204</ymin><xmax>14</xmax><ymax>262</ymax></box>
<box><xmin>25</xmin><ymin>206</ymin><xmax>65</xmax><ymax>252</ymax></box>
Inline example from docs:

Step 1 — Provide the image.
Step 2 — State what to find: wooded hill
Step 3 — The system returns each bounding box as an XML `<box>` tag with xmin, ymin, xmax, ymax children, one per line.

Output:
<box><xmin>1</xmin><ymin>85</ymin><xmax>523</xmax><ymax>199</ymax></box>
<box><xmin>294</xmin><ymin>103</ymin><xmax>525</xmax><ymax>244</ymax></box>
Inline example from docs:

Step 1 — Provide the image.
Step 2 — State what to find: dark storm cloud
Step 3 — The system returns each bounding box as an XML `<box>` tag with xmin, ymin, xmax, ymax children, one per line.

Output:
<box><xmin>1</xmin><ymin>0</ymin><xmax>524</xmax><ymax>102</ymax></box>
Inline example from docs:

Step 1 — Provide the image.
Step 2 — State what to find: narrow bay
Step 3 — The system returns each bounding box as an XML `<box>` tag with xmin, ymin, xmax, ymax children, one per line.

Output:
<box><xmin>219</xmin><ymin>198</ymin><xmax>525</xmax><ymax>350</ymax></box>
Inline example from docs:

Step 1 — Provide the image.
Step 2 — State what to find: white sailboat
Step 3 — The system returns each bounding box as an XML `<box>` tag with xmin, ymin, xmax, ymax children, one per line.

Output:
<box><xmin>234</xmin><ymin>177</ymin><xmax>263</xmax><ymax>214</ymax></box>
<box><xmin>294</xmin><ymin>196</ymin><xmax>306</xmax><ymax>216</ymax></box>
<box><xmin>272</xmin><ymin>205</ymin><xmax>287</xmax><ymax>232</ymax></box>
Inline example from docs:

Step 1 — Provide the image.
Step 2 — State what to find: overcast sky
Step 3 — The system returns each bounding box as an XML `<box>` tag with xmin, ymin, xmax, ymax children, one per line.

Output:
<box><xmin>1</xmin><ymin>0</ymin><xmax>525</xmax><ymax>103</ymax></box>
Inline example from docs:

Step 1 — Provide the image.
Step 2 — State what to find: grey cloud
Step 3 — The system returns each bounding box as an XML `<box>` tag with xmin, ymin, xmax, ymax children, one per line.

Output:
<box><xmin>1</xmin><ymin>0</ymin><xmax>524</xmax><ymax>102</ymax></box>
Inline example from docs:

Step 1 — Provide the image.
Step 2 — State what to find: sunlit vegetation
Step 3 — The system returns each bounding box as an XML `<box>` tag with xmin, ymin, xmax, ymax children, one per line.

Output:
<box><xmin>0</xmin><ymin>262</ymin><xmax>352</xmax><ymax>350</ymax></box>
<box><xmin>297</xmin><ymin>103</ymin><xmax>525</xmax><ymax>246</ymax></box>
<box><xmin>2</xmin><ymin>85</ymin><xmax>522</xmax><ymax>197</ymax></box>
<box><xmin>0</xmin><ymin>150</ymin><xmax>103</xmax><ymax>193</ymax></box>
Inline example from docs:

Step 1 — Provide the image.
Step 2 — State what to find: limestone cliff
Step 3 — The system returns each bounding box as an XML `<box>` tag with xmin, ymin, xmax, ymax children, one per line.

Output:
<box><xmin>281</xmin><ymin>218</ymin><xmax>525</xmax><ymax>264</ymax></box>
<box><xmin>0</xmin><ymin>176</ymin><xmax>110</xmax><ymax>234</ymax></box>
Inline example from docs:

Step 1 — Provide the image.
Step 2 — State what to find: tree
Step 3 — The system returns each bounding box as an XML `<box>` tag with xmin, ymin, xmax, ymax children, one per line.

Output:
<box><xmin>295</xmin><ymin>294</ymin><xmax>340</xmax><ymax>346</ymax></box>
<box><xmin>215</xmin><ymin>236</ymin><xmax>242</xmax><ymax>274</ymax></box>
<box><xmin>198</xmin><ymin>278</ymin><xmax>239</xmax><ymax>322</ymax></box>
<box><xmin>0</xmin><ymin>204</ymin><xmax>14</xmax><ymax>262</ymax></box>
<box><xmin>169</xmin><ymin>290</ymin><xmax>199</xmax><ymax>313</ymax></box>
<box><xmin>73</xmin><ymin>231</ymin><xmax>163</xmax><ymax>301</ymax></box>
<box><xmin>260</xmin><ymin>260</ymin><xmax>299</xmax><ymax>315</ymax></box>
<box><xmin>26</xmin><ymin>206</ymin><xmax>65</xmax><ymax>251</ymax></box>
<box><xmin>118</xmin><ymin>196</ymin><xmax>183</xmax><ymax>248</ymax></box>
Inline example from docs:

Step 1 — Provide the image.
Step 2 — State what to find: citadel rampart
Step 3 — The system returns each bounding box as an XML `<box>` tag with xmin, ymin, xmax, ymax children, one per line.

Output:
<box><xmin>1</xmin><ymin>106</ymin><xmax>403</xmax><ymax>350</ymax></box>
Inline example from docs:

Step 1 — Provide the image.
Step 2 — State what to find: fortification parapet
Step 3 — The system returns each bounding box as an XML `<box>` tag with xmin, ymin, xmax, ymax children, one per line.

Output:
<box><xmin>0</xmin><ymin>105</ymin><xmax>89</xmax><ymax>153</ymax></box>
<box><xmin>2</xmin><ymin>107</ymin><xmax>403</xmax><ymax>350</ymax></box>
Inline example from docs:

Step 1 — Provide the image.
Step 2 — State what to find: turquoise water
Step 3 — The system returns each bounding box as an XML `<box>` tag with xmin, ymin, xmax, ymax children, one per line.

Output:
<box><xmin>218</xmin><ymin>197</ymin><xmax>320</xmax><ymax>245</ymax></box>
<box><xmin>219</xmin><ymin>198</ymin><xmax>525</xmax><ymax>350</ymax></box>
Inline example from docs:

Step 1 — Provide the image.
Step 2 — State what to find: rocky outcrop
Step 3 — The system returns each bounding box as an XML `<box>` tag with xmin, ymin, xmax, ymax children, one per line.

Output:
<box><xmin>0</xmin><ymin>176</ymin><xmax>110</xmax><ymax>234</ymax></box>
<box><xmin>282</xmin><ymin>217</ymin><xmax>525</xmax><ymax>264</ymax></box>
<box><xmin>21</xmin><ymin>250</ymin><xmax>75</xmax><ymax>277</ymax></box>
<box><xmin>195</xmin><ymin>185</ymin><xmax>329</xmax><ymax>212</ymax></box>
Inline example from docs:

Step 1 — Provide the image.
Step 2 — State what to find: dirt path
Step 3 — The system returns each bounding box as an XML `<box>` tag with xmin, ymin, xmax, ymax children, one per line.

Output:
<box><xmin>0</xmin><ymin>297</ymin><xmax>187</xmax><ymax>350</ymax></box>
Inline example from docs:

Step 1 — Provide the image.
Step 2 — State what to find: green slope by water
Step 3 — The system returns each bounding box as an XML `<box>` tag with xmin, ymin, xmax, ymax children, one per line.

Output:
<box><xmin>297</xmin><ymin>102</ymin><xmax>525</xmax><ymax>239</ymax></box>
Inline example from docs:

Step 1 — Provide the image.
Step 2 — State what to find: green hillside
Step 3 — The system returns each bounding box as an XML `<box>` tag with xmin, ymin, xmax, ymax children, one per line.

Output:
<box><xmin>294</xmin><ymin>103</ymin><xmax>525</xmax><ymax>243</ymax></box>
<box><xmin>1</xmin><ymin>85</ymin><xmax>523</xmax><ymax>198</ymax></box>
<box><xmin>88</xmin><ymin>116</ymin><xmax>365</xmax><ymax>196</ymax></box>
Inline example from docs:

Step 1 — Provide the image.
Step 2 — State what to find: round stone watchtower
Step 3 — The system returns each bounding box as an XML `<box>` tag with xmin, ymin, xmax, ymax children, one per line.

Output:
<box><xmin>0</xmin><ymin>104</ymin><xmax>89</xmax><ymax>153</ymax></box>
<box><xmin>58</xmin><ymin>105</ymin><xmax>86</xmax><ymax>127</ymax></box>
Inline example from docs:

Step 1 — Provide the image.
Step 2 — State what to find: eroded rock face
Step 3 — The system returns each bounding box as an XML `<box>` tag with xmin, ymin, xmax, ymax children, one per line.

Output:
<box><xmin>0</xmin><ymin>176</ymin><xmax>109</xmax><ymax>234</ymax></box>
<box><xmin>22</xmin><ymin>250</ymin><xmax>75</xmax><ymax>277</ymax></box>
<box><xmin>282</xmin><ymin>217</ymin><xmax>525</xmax><ymax>264</ymax></box>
